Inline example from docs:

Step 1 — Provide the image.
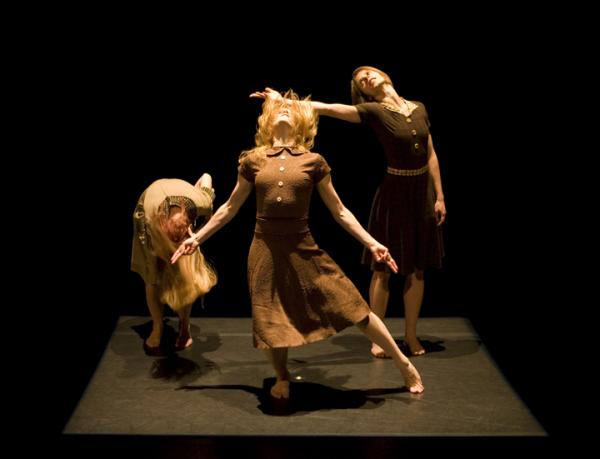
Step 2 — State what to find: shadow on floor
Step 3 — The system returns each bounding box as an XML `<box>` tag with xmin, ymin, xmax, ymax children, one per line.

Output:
<box><xmin>106</xmin><ymin>318</ymin><xmax>222</xmax><ymax>383</ymax></box>
<box><xmin>398</xmin><ymin>338</ymin><xmax>446</xmax><ymax>355</ymax></box>
<box><xmin>179</xmin><ymin>377</ymin><xmax>418</xmax><ymax>417</ymax></box>
<box><xmin>330</xmin><ymin>333</ymin><xmax>480</xmax><ymax>360</ymax></box>
<box><xmin>131</xmin><ymin>318</ymin><xmax>184</xmax><ymax>356</ymax></box>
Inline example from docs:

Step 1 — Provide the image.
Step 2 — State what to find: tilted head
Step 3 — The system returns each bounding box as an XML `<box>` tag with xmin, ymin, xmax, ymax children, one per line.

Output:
<box><xmin>351</xmin><ymin>66</ymin><xmax>393</xmax><ymax>104</ymax></box>
<box><xmin>254</xmin><ymin>89</ymin><xmax>317</xmax><ymax>151</ymax></box>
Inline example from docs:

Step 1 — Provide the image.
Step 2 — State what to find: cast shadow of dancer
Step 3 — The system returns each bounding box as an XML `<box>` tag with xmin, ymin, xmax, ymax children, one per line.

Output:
<box><xmin>329</xmin><ymin>333</ymin><xmax>447</xmax><ymax>358</ymax></box>
<box><xmin>179</xmin><ymin>377</ymin><xmax>419</xmax><ymax>417</ymax></box>
<box><xmin>131</xmin><ymin>318</ymin><xmax>181</xmax><ymax>356</ymax></box>
<box><xmin>130</xmin><ymin>318</ymin><xmax>221</xmax><ymax>383</ymax></box>
<box><xmin>398</xmin><ymin>337</ymin><xmax>446</xmax><ymax>356</ymax></box>
<box><xmin>331</xmin><ymin>332</ymin><xmax>482</xmax><ymax>360</ymax></box>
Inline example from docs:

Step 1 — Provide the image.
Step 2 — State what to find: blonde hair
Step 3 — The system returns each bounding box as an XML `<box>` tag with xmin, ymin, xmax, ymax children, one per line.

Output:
<box><xmin>148</xmin><ymin>216</ymin><xmax>217</xmax><ymax>311</ymax></box>
<box><xmin>240</xmin><ymin>89</ymin><xmax>318</xmax><ymax>163</ymax></box>
<box><xmin>350</xmin><ymin>66</ymin><xmax>393</xmax><ymax>104</ymax></box>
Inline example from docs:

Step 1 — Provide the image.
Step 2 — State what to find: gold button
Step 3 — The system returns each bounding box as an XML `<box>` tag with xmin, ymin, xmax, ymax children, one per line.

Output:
<box><xmin>411</xmin><ymin>129</ymin><xmax>417</xmax><ymax>136</ymax></box>
<box><xmin>414</xmin><ymin>143</ymin><xmax>420</xmax><ymax>149</ymax></box>
<box><xmin>276</xmin><ymin>196</ymin><xmax>282</xmax><ymax>202</ymax></box>
<box><xmin>279</xmin><ymin>166</ymin><xmax>285</xmax><ymax>171</ymax></box>
<box><xmin>278</xmin><ymin>181</ymin><xmax>283</xmax><ymax>187</ymax></box>
<box><xmin>406</xmin><ymin>117</ymin><xmax>412</xmax><ymax>123</ymax></box>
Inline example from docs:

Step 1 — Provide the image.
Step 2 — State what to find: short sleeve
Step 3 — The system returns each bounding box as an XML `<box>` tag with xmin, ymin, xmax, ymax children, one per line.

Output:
<box><xmin>238</xmin><ymin>155</ymin><xmax>256</xmax><ymax>183</ymax></box>
<box><xmin>199</xmin><ymin>186</ymin><xmax>216</xmax><ymax>203</ymax></box>
<box><xmin>355</xmin><ymin>102</ymin><xmax>379</xmax><ymax>125</ymax></box>
<box><xmin>312</xmin><ymin>154</ymin><xmax>331</xmax><ymax>183</ymax></box>
<box><xmin>194</xmin><ymin>186</ymin><xmax>215</xmax><ymax>219</ymax></box>
<box><xmin>420</xmin><ymin>102</ymin><xmax>431</xmax><ymax>129</ymax></box>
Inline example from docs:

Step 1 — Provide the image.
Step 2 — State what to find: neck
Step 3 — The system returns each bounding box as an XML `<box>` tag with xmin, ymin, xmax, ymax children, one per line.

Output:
<box><xmin>381</xmin><ymin>85</ymin><xmax>404</xmax><ymax>105</ymax></box>
<box><xmin>272</xmin><ymin>129</ymin><xmax>293</xmax><ymax>147</ymax></box>
<box><xmin>369</xmin><ymin>83</ymin><xmax>393</xmax><ymax>102</ymax></box>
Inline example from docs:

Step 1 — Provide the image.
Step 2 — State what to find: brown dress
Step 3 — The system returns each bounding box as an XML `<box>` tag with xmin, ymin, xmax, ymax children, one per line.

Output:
<box><xmin>131</xmin><ymin>179</ymin><xmax>214</xmax><ymax>285</ymax></box>
<box><xmin>357</xmin><ymin>102</ymin><xmax>444</xmax><ymax>274</ymax></box>
<box><xmin>238</xmin><ymin>147</ymin><xmax>371</xmax><ymax>349</ymax></box>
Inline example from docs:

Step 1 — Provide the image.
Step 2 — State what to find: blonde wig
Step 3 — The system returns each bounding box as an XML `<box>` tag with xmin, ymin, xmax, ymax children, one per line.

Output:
<box><xmin>350</xmin><ymin>66</ymin><xmax>393</xmax><ymax>104</ymax></box>
<box><xmin>240</xmin><ymin>89</ymin><xmax>318</xmax><ymax>163</ymax></box>
<box><xmin>148</xmin><ymin>213</ymin><xmax>217</xmax><ymax>311</ymax></box>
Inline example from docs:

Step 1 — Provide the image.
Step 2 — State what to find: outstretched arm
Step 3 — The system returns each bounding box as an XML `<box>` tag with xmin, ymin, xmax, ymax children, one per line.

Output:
<box><xmin>310</xmin><ymin>100</ymin><xmax>361</xmax><ymax>123</ymax></box>
<box><xmin>426</xmin><ymin>134</ymin><xmax>446</xmax><ymax>225</ymax></box>
<box><xmin>250</xmin><ymin>87</ymin><xmax>361</xmax><ymax>123</ymax></box>
<box><xmin>316</xmin><ymin>175</ymin><xmax>398</xmax><ymax>273</ymax></box>
<box><xmin>171</xmin><ymin>175</ymin><xmax>253</xmax><ymax>264</ymax></box>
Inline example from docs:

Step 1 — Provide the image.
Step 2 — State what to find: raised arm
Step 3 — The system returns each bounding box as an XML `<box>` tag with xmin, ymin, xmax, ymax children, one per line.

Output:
<box><xmin>426</xmin><ymin>134</ymin><xmax>447</xmax><ymax>226</ymax></box>
<box><xmin>171</xmin><ymin>175</ymin><xmax>253</xmax><ymax>264</ymax></box>
<box><xmin>310</xmin><ymin>101</ymin><xmax>360</xmax><ymax>123</ymax></box>
<box><xmin>250</xmin><ymin>87</ymin><xmax>361</xmax><ymax>123</ymax></box>
<box><xmin>316</xmin><ymin>175</ymin><xmax>398</xmax><ymax>273</ymax></box>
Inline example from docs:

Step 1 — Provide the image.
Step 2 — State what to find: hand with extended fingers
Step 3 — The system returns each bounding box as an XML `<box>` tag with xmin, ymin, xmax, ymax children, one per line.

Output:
<box><xmin>249</xmin><ymin>87</ymin><xmax>283</xmax><ymax>102</ymax></box>
<box><xmin>170</xmin><ymin>236</ymin><xmax>199</xmax><ymax>264</ymax></box>
<box><xmin>370</xmin><ymin>242</ymin><xmax>398</xmax><ymax>273</ymax></box>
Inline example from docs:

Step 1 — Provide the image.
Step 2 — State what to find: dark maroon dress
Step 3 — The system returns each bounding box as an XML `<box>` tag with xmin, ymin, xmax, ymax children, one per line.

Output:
<box><xmin>357</xmin><ymin>102</ymin><xmax>444</xmax><ymax>274</ymax></box>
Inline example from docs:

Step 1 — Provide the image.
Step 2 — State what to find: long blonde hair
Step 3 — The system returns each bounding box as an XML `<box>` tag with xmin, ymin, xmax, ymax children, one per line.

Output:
<box><xmin>240</xmin><ymin>89</ymin><xmax>318</xmax><ymax>163</ymax></box>
<box><xmin>148</xmin><ymin>215</ymin><xmax>217</xmax><ymax>311</ymax></box>
<box><xmin>350</xmin><ymin>66</ymin><xmax>393</xmax><ymax>104</ymax></box>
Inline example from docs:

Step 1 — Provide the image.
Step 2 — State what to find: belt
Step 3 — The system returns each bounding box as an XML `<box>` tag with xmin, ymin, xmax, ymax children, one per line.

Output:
<box><xmin>386</xmin><ymin>165</ymin><xmax>429</xmax><ymax>176</ymax></box>
<box><xmin>254</xmin><ymin>218</ymin><xmax>309</xmax><ymax>234</ymax></box>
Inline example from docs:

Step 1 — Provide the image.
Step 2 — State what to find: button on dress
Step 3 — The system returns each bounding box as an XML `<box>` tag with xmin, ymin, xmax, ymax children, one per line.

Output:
<box><xmin>357</xmin><ymin>102</ymin><xmax>444</xmax><ymax>274</ymax></box>
<box><xmin>239</xmin><ymin>147</ymin><xmax>371</xmax><ymax>349</ymax></box>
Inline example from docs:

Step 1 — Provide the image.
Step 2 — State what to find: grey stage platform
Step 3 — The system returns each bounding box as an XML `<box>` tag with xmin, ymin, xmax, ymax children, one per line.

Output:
<box><xmin>64</xmin><ymin>317</ymin><xmax>545</xmax><ymax>437</ymax></box>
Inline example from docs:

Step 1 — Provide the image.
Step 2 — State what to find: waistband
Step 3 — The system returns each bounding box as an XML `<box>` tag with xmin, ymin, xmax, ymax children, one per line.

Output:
<box><xmin>386</xmin><ymin>165</ymin><xmax>429</xmax><ymax>176</ymax></box>
<box><xmin>254</xmin><ymin>217</ymin><xmax>309</xmax><ymax>234</ymax></box>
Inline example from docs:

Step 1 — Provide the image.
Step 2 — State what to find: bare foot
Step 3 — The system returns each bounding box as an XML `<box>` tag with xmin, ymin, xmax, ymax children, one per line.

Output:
<box><xmin>175</xmin><ymin>334</ymin><xmax>193</xmax><ymax>350</ymax></box>
<box><xmin>270</xmin><ymin>372</ymin><xmax>291</xmax><ymax>399</ymax></box>
<box><xmin>398</xmin><ymin>361</ymin><xmax>424</xmax><ymax>394</ymax></box>
<box><xmin>270</xmin><ymin>380</ymin><xmax>290</xmax><ymax>399</ymax></box>
<box><xmin>145</xmin><ymin>328</ymin><xmax>162</xmax><ymax>348</ymax></box>
<box><xmin>370</xmin><ymin>343</ymin><xmax>391</xmax><ymax>359</ymax></box>
<box><xmin>175</xmin><ymin>323</ymin><xmax>193</xmax><ymax>350</ymax></box>
<box><xmin>404</xmin><ymin>338</ymin><xmax>425</xmax><ymax>356</ymax></box>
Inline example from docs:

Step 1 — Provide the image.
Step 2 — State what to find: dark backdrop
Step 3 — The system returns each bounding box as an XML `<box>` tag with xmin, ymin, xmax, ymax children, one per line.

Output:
<box><xmin>34</xmin><ymin>27</ymin><xmax>570</xmax><ymax>450</ymax></box>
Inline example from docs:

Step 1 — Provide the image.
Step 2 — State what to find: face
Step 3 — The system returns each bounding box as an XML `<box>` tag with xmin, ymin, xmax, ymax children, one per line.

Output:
<box><xmin>273</xmin><ymin>104</ymin><xmax>294</xmax><ymax>127</ymax></box>
<box><xmin>354</xmin><ymin>68</ymin><xmax>386</xmax><ymax>96</ymax></box>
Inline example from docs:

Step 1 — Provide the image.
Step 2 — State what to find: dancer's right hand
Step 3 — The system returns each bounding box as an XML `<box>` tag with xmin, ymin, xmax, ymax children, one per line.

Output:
<box><xmin>171</xmin><ymin>236</ymin><xmax>199</xmax><ymax>264</ymax></box>
<box><xmin>249</xmin><ymin>87</ymin><xmax>283</xmax><ymax>101</ymax></box>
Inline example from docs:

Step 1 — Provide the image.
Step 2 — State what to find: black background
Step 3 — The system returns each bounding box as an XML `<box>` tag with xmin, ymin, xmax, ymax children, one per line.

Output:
<box><xmin>24</xmin><ymin>16</ymin><xmax>579</xmax><ymax>455</ymax></box>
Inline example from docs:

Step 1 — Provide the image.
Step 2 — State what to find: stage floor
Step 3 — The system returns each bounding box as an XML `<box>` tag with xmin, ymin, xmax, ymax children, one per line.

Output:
<box><xmin>63</xmin><ymin>317</ymin><xmax>544</xmax><ymax>437</ymax></box>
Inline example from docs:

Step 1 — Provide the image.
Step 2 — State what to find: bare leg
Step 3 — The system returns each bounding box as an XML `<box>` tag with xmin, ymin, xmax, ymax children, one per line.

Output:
<box><xmin>369</xmin><ymin>270</ymin><xmax>391</xmax><ymax>358</ymax></box>
<box><xmin>357</xmin><ymin>312</ymin><xmax>424</xmax><ymax>393</ymax></box>
<box><xmin>264</xmin><ymin>348</ymin><xmax>291</xmax><ymax>399</ymax></box>
<box><xmin>175</xmin><ymin>304</ymin><xmax>193</xmax><ymax>350</ymax></box>
<box><xmin>145</xmin><ymin>283</ymin><xmax>164</xmax><ymax>348</ymax></box>
<box><xmin>195</xmin><ymin>173</ymin><xmax>212</xmax><ymax>190</ymax></box>
<box><xmin>404</xmin><ymin>270</ymin><xmax>425</xmax><ymax>356</ymax></box>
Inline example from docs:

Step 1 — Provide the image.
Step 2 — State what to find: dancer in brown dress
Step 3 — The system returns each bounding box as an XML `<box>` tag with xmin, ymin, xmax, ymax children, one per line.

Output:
<box><xmin>132</xmin><ymin>174</ymin><xmax>217</xmax><ymax>354</ymax></box>
<box><xmin>252</xmin><ymin>67</ymin><xmax>446</xmax><ymax>358</ymax></box>
<box><xmin>171</xmin><ymin>91</ymin><xmax>424</xmax><ymax>396</ymax></box>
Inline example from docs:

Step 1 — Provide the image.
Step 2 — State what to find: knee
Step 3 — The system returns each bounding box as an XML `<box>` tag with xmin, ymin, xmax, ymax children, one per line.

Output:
<box><xmin>406</xmin><ymin>270</ymin><xmax>423</xmax><ymax>283</ymax></box>
<box><xmin>373</xmin><ymin>271</ymin><xmax>391</xmax><ymax>283</ymax></box>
